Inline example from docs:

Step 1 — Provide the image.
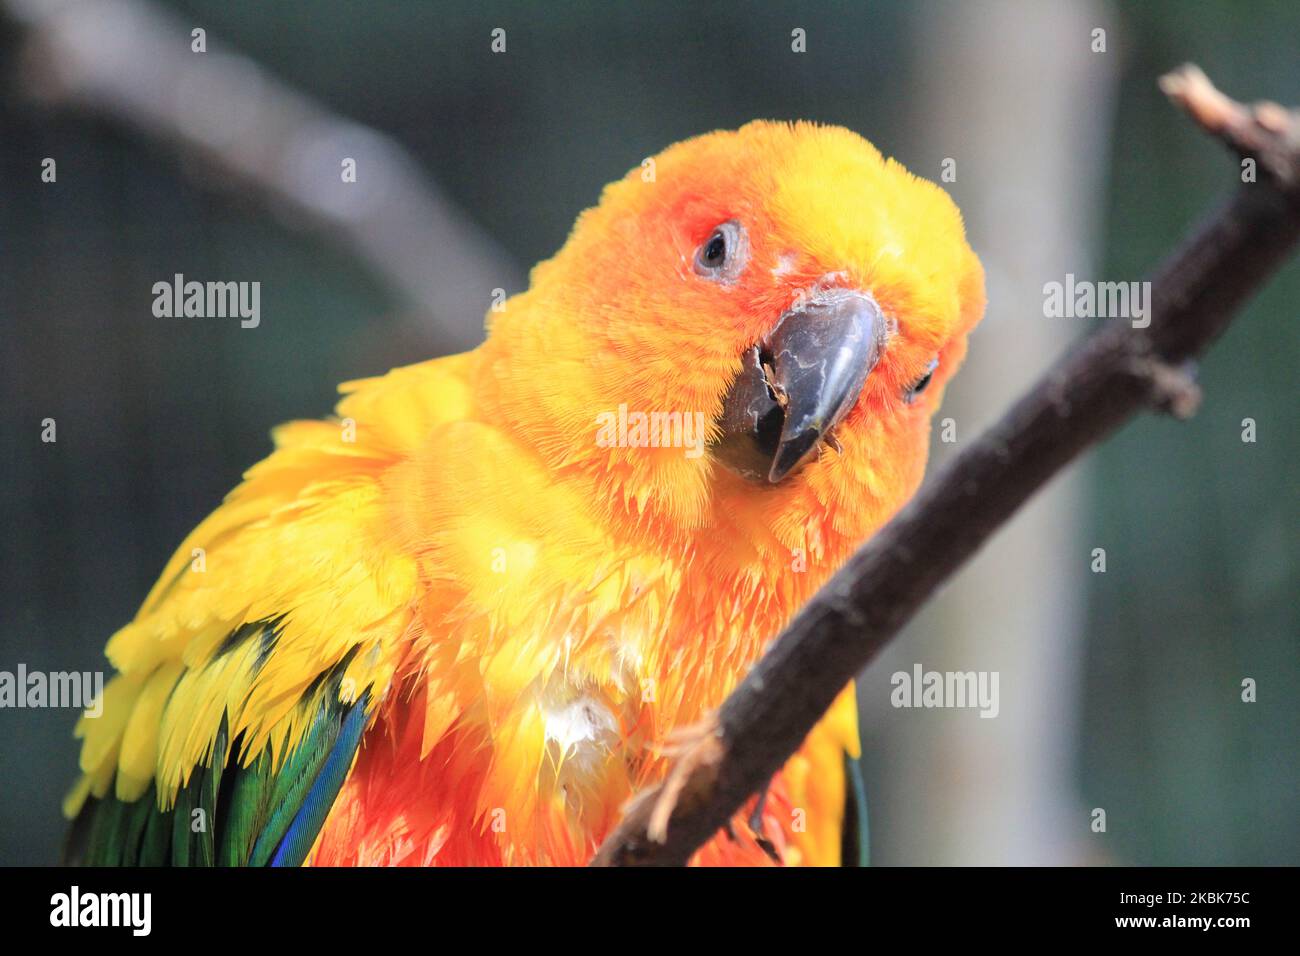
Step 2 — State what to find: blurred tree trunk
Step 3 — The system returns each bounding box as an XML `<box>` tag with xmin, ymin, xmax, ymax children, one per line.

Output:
<box><xmin>866</xmin><ymin>0</ymin><xmax>1117</xmax><ymax>864</ymax></box>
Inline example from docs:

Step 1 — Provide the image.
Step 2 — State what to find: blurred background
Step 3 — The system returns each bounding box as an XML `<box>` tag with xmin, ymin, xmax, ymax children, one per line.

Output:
<box><xmin>1</xmin><ymin>0</ymin><xmax>1295</xmax><ymax>865</ymax></box>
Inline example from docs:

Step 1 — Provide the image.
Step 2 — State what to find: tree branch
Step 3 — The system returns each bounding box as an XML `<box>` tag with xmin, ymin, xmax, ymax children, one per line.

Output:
<box><xmin>592</xmin><ymin>65</ymin><xmax>1300</xmax><ymax>867</ymax></box>
<box><xmin>2</xmin><ymin>0</ymin><xmax>524</xmax><ymax>351</ymax></box>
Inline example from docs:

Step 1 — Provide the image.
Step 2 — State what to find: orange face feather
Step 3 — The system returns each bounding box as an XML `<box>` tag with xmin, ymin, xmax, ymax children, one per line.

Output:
<box><xmin>68</xmin><ymin>121</ymin><xmax>984</xmax><ymax>866</ymax></box>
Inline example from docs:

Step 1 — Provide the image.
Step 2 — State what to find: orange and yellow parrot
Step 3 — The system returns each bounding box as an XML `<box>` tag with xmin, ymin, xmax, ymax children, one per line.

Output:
<box><xmin>64</xmin><ymin>121</ymin><xmax>984</xmax><ymax>866</ymax></box>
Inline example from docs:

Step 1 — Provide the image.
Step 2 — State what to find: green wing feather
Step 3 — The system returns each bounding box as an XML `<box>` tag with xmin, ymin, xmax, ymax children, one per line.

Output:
<box><xmin>69</xmin><ymin>624</ymin><xmax>369</xmax><ymax>867</ymax></box>
<box><xmin>248</xmin><ymin>699</ymin><xmax>354</xmax><ymax>866</ymax></box>
<box><xmin>841</xmin><ymin>751</ymin><xmax>870</xmax><ymax>867</ymax></box>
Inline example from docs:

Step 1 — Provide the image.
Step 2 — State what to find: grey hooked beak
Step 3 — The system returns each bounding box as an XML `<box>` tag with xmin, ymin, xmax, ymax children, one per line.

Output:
<box><xmin>712</xmin><ymin>289</ymin><xmax>884</xmax><ymax>483</ymax></box>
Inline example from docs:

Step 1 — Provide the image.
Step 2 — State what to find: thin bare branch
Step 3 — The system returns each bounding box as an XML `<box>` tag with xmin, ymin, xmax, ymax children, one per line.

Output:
<box><xmin>3</xmin><ymin>0</ymin><xmax>523</xmax><ymax>351</ymax></box>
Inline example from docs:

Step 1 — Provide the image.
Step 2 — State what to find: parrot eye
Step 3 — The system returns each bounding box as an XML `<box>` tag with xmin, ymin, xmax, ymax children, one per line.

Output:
<box><xmin>693</xmin><ymin>220</ymin><xmax>748</xmax><ymax>282</ymax></box>
<box><xmin>904</xmin><ymin>358</ymin><xmax>939</xmax><ymax>403</ymax></box>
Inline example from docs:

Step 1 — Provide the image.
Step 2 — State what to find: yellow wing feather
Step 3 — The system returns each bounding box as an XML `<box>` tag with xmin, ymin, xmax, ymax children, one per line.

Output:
<box><xmin>65</xmin><ymin>355</ymin><xmax>476</xmax><ymax>816</ymax></box>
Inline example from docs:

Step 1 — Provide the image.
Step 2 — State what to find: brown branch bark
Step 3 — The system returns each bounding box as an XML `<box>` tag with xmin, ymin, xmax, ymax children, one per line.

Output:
<box><xmin>2</xmin><ymin>0</ymin><xmax>524</xmax><ymax>352</ymax></box>
<box><xmin>592</xmin><ymin>65</ymin><xmax>1300</xmax><ymax>867</ymax></box>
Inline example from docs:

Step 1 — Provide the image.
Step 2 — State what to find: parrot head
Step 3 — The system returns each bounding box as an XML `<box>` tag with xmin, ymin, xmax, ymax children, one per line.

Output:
<box><xmin>487</xmin><ymin>120</ymin><xmax>985</xmax><ymax>555</ymax></box>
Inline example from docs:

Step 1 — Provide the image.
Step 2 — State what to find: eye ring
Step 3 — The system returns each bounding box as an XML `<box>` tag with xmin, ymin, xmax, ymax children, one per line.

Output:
<box><xmin>693</xmin><ymin>220</ymin><xmax>748</xmax><ymax>283</ymax></box>
<box><xmin>904</xmin><ymin>358</ymin><xmax>939</xmax><ymax>404</ymax></box>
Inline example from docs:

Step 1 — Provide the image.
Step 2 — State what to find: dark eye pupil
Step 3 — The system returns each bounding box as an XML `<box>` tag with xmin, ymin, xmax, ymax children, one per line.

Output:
<box><xmin>693</xmin><ymin>221</ymin><xmax>746</xmax><ymax>281</ymax></box>
<box><xmin>703</xmin><ymin>232</ymin><xmax>726</xmax><ymax>265</ymax></box>
<box><xmin>906</xmin><ymin>360</ymin><xmax>938</xmax><ymax>402</ymax></box>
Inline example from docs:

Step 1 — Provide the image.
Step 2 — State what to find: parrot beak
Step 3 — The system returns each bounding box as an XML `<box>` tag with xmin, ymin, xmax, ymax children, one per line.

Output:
<box><xmin>712</xmin><ymin>288</ymin><xmax>884</xmax><ymax>484</ymax></box>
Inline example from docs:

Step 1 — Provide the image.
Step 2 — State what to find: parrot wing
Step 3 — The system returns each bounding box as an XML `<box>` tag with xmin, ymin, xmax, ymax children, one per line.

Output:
<box><xmin>789</xmin><ymin>685</ymin><xmax>864</xmax><ymax>867</ymax></box>
<box><xmin>840</xmin><ymin>749</ymin><xmax>870</xmax><ymax>866</ymax></box>
<box><xmin>64</xmin><ymin>356</ymin><xmax>477</xmax><ymax>865</ymax></box>
<box><xmin>75</xmin><ymin>681</ymin><xmax>371</xmax><ymax>866</ymax></box>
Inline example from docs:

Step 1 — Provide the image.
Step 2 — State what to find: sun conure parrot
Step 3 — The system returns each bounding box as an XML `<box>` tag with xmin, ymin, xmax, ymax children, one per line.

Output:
<box><xmin>64</xmin><ymin>120</ymin><xmax>985</xmax><ymax>866</ymax></box>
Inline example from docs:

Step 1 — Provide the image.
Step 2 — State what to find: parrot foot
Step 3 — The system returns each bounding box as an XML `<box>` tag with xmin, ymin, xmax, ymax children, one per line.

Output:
<box><xmin>646</xmin><ymin>713</ymin><xmax>724</xmax><ymax>845</ymax></box>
